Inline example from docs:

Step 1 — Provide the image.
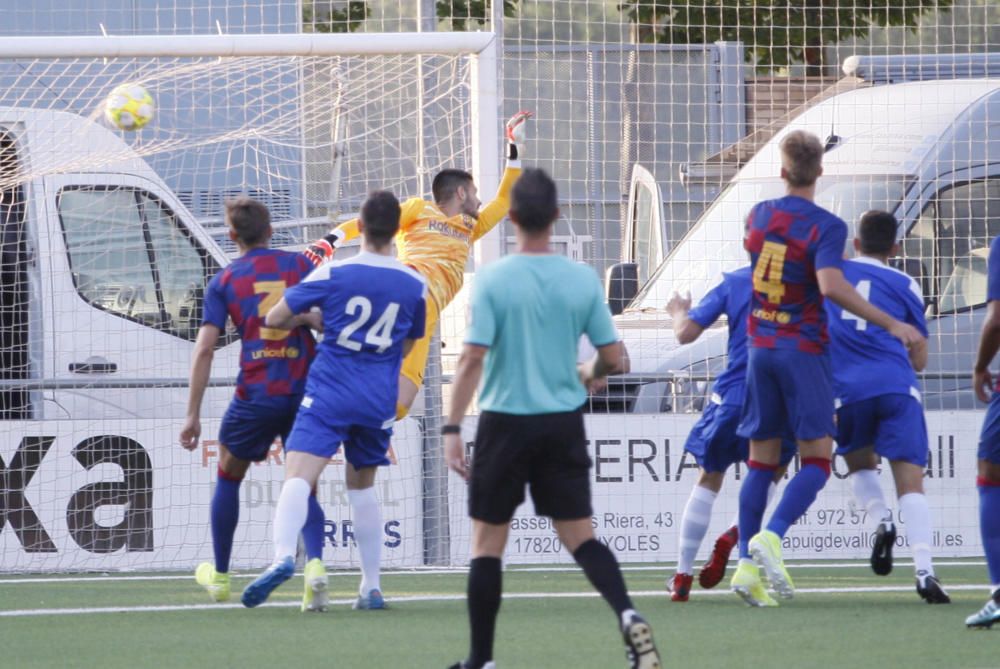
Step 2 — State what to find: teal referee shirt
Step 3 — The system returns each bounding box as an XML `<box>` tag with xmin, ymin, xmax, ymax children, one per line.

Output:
<box><xmin>465</xmin><ymin>254</ymin><xmax>619</xmax><ymax>415</ymax></box>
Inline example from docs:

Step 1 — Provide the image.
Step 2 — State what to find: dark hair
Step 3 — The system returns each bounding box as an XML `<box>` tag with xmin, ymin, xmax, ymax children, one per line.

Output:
<box><xmin>858</xmin><ymin>210</ymin><xmax>899</xmax><ymax>255</ymax></box>
<box><xmin>510</xmin><ymin>168</ymin><xmax>559</xmax><ymax>233</ymax></box>
<box><xmin>779</xmin><ymin>130</ymin><xmax>824</xmax><ymax>187</ymax></box>
<box><xmin>432</xmin><ymin>168</ymin><xmax>474</xmax><ymax>204</ymax></box>
<box><xmin>360</xmin><ymin>190</ymin><xmax>401</xmax><ymax>246</ymax></box>
<box><xmin>225</xmin><ymin>197</ymin><xmax>271</xmax><ymax>246</ymax></box>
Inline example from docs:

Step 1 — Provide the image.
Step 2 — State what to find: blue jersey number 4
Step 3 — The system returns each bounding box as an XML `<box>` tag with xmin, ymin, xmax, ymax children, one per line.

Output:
<box><xmin>841</xmin><ymin>279</ymin><xmax>872</xmax><ymax>331</ymax></box>
<box><xmin>336</xmin><ymin>296</ymin><xmax>401</xmax><ymax>353</ymax></box>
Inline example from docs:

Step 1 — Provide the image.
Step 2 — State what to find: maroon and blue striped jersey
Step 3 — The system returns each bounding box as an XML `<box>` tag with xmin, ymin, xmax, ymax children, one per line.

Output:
<box><xmin>203</xmin><ymin>248</ymin><xmax>317</xmax><ymax>403</ymax></box>
<box><xmin>745</xmin><ymin>195</ymin><xmax>847</xmax><ymax>354</ymax></box>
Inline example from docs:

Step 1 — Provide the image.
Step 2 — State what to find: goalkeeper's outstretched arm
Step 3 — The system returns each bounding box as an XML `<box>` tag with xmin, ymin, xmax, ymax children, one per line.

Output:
<box><xmin>305</xmin><ymin>111</ymin><xmax>532</xmax><ymax>264</ymax></box>
<box><xmin>472</xmin><ymin>111</ymin><xmax>531</xmax><ymax>242</ymax></box>
<box><xmin>302</xmin><ymin>221</ymin><xmax>357</xmax><ymax>267</ymax></box>
<box><xmin>303</xmin><ymin>198</ymin><xmax>429</xmax><ymax>267</ymax></box>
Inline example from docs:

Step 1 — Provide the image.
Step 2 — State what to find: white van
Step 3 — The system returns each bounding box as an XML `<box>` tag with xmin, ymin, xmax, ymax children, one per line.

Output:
<box><xmin>603</xmin><ymin>72</ymin><xmax>1000</xmax><ymax>413</ymax></box>
<box><xmin>0</xmin><ymin>108</ymin><xmax>238</xmax><ymax>422</ymax></box>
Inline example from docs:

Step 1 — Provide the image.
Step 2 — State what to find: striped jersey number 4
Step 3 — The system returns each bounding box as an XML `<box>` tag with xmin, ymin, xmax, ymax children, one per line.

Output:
<box><xmin>753</xmin><ymin>241</ymin><xmax>788</xmax><ymax>304</ymax></box>
<box><xmin>337</xmin><ymin>296</ymin><xmax>400</xmax><ymax>353</ymax></box>
<box><xmin>841</xmin><ymin>280</ymin><xmax>872</xmax><ymax>331</ymax></box>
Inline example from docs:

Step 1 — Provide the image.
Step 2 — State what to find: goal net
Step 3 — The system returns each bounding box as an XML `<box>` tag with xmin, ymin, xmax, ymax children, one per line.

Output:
<box><xmin>0</xmin><ymin>32</ymin><xmax>493</xmax><ymax>572</ymax></box>
<box><xmin>1</xmin><ymin>0</ymin><xmax>995</xmax><ymax>576</ymax></box>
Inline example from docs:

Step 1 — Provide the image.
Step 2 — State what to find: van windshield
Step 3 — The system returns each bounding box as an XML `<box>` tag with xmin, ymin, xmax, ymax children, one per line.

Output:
<box><xmin>629</xmin><ymin>176</ymin><xmax>910</xmax><ymax>311</ymax></box>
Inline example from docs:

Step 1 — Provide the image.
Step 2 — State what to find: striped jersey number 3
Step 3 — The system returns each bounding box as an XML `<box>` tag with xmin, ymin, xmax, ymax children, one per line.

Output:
<box><xmin>842</xmin><ymin>280</ymin><xmax>872</xmax><ymax>331</ymax></box>
<box><xmin>254</xmin><ymin>280</ymin><xmax>290</xmax><ymax>341</ymax></box>
<box><xmin>753</xmin><ymin>241</ymin><xmax>788</xmax><ymax>304</ymax></box>
<box><xmin>337</xmin><ymin>296</ymin><xmax>400</xmax><ymax>353</ymax></box>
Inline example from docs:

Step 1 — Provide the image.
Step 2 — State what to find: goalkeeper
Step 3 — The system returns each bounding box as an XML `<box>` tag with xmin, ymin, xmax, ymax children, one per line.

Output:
<box><xmin>303</xmin><ymin>111</ymin><xmax>530</xmax><ymax>419</ymax></box>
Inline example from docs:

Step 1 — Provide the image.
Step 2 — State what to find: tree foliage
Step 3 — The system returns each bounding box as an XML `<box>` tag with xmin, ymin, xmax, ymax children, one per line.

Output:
<box><xmin>303</xmin><ymin>0</ymin><xmax>369</xmax><ymax>33</ymax></box>
<box><xmin>618</xmin><ymin>1</ymin><xmax>954</xmax><ymax>72</ymax></box>
<box><xmin>436</xmin><ymin>0</ymin><xmax>521</xmax><ymax>31</ymax></box>
<box><xmin>303</xmin><ymin>0</ymin><xmax>521</xmax><ymax>33</ymax></box>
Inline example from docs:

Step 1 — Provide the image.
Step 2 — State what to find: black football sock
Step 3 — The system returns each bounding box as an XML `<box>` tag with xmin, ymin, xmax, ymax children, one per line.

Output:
<box><xmin>467</xmin><ymin>556</ymin><xmax>502</xmax><ymax>668</ymax></box>
<box><xmin>573</xmin><ymin>538</ymin><xmax>633</xmax><ymax>618</ymax></box>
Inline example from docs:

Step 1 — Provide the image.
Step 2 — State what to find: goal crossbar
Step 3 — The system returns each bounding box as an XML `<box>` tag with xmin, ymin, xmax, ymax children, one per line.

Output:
<box><xmin>0</xmin><ymin>31</ymin><xmax>503</xmax><ymax>262</ymax></box>
<box><xmin>0</xmin><ymin>32</ymin><xmax>496</xmax><ymax>58</ymax></box>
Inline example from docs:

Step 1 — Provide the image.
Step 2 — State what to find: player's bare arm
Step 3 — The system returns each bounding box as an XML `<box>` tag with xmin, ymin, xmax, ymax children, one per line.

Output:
<box><xmin>300</xmin><ymin>310</ymin><xmax>324</xmax><ymax>332</ymax></box>
<box><xmin>666</xmin><ymin>291</ymin><xmax>703</xmax><ymax>345</ymax></box>
<box><xmin>444</xmin><ymin>343</ymin><xmax>488</xmax><ymax>480</ymax></box>
<box><xmin>264</xmin><ymin>297</ymin><xmax>317</xmax><ymax>331</ymax></box>
<box><xmin>579</xmin><ymin>341</ymin><xmax>625</xmax><ymax>391</ymax></box>
<box><xmin>908</xmin><ymin>335</ymin><xmax>928</xmax><ymax>372</ymax></box>
<box><xmin>975</xmin><ymin>300</ymin><xmax>1000</xmax><ymax>402</ymax></box>
<box><xmin>817</xmin><ymin>266</ymin><xmax>922</xmax><ymax>348</ymax></box>
<box><xmin>180</xmin><ymin>323</ymin><xmax>221</xmax><ymax>450</ymax></box>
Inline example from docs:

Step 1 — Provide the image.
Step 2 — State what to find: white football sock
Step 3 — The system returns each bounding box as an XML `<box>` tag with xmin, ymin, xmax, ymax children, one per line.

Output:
<box><xmin>729</xmin><ymin>481</ymin><xmax>777</xmax><ymax>529</ymax></box>
<box><xmin>349</xmin><ymin>487</ymin><xmax>383</xmax><ymax>595</ymax></box>
<box><xmin>899</xmin><ymin>492</ymin><xmax>934</xmax><ymax>576</ymax></box>
<box><xmin>677</xmin><ymin>485</ymin><xmax>717</xmax><ymax>574</ymax></box>
<box><xmin>851</xmin><ymin>469</ymin><xmax>890</xmax><ymax>526</ymax></box>
<box><xmin>273</xmin><ymin>477</ymin><xmax>311</xmax><ymax>562</ymax></box>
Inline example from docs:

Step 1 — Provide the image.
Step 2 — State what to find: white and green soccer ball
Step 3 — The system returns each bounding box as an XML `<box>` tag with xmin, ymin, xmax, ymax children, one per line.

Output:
<box><xmin>104</xmin><ymin>83</ymin><xmax>155</xmax><ymax>131</ymax></box>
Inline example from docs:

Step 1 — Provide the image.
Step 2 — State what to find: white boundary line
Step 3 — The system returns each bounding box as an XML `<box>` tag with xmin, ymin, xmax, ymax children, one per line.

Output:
<box><xmin>0</xmin><ymin>560</ymin><xmax>987</xmax><ymax>585</ymax></box>
<box><xmin>0</xmin><ymin>585</ymin><xmax>991</xmax><ymax>618</ymax></box>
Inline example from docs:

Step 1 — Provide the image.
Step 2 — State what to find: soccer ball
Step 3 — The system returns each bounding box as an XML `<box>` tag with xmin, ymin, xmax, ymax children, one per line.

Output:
<box><xmin>104</xmin><ymin>83</ymin><xmax>155</xmax><ymax>131</ymax></box>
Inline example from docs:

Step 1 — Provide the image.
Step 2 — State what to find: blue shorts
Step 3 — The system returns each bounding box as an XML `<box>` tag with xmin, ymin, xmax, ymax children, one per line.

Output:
<box><xmin>218</xmin><ymin>395</ymin><xmax>302</xmax><ymax>462</ymax></box>
<box><xmin>285</xmin><ymin>403</ymin><xmax>392</xmax><ymax>468</ymax></box>
<box><xmin>738</xmin><ymin>347</ymin><xmax>836</xmax><ymax>442</ymax></box>
<box><xmin>686</xmin><ymin>401</ymin><xmax>797</xmax><ymax>472</ymax></box>
<box><xmin>979</xmin><ymin>393</ymin><xmax>1000</xmax><ymax>465</ymax></box>
<box><xmin>836</xmin><ymin>393</ymin><xmax>928</xmax><ymax>467</ymax></box>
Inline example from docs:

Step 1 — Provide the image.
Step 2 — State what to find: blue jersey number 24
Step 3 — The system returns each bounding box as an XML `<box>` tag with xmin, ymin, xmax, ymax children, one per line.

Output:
<box><xmin>336</xmin><ymin>296</ymin><xmax>400</xmax><ymax>353</ymax></box>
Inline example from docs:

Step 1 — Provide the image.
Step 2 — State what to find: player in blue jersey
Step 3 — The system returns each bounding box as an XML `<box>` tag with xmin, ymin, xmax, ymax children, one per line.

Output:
<box><xmin>967</xmin><ymin>235</ymin><xmax>1000</xmax><ymax>627</ymax></box>
<box><xmin>241</xmin><ymin>190</ymin><xmax>427</xmax><ymax>610</ymax></box>
<box><xmin>825</xmin><ymin>210</ymin><xmax>949</xmax><ymax>604</ymax></box>
<box><xmin>180</xmin><ymin>197</ymin><xmax>327</xmax><ymax>607</ymax></box>
<box><xmin>664</xmin><ymin>267</ymin><xmax>794</xmax><ymax>602</ymax></box>
<box><xmin>732</xmin><ymin>130</ymin><xmax>923</xmax><ymax>606</ymax></box>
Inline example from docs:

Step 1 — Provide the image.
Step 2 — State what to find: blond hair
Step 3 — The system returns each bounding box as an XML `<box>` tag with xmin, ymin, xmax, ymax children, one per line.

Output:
<box><xmin>779</xmin><ymin>130</ymin><xmax>824</xmax><ymax>188</ymax></box>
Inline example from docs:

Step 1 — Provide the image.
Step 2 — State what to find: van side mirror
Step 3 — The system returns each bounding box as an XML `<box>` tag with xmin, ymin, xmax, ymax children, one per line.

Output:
<box><xmin>606</xmin><ymin>262</ymin><xmax>638</xmax><ymax>316</ymax></box>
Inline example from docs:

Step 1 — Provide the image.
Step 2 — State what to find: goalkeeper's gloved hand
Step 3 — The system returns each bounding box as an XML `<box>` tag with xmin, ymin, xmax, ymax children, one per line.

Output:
<box><xmin>302</xmin><ymin>228</ymin><xmax>346</xmax><ymax>267</ymax></box>
<box><xmin>505</xmin><ymin>110</ymin><xmax>532</xmax><ymax>162</ymax></box>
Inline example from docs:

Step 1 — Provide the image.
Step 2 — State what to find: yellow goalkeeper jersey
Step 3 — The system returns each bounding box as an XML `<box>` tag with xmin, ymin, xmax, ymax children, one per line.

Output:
<box><xmin>332</xmin><ymin>165</ymin><xmax>521</xmax><ymax>311</ymax></box>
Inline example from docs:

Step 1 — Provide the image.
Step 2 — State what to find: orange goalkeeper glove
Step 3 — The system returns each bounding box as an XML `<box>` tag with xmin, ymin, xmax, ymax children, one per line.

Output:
<box><xmin>303</xmin><ymin>228</ymin><xmax>346</xmax><ymax>267</ymax></box>
<box><xmin>505</xmin><ymin>110</ymin><xmax>532</xmax><ymax>161</ymax></box>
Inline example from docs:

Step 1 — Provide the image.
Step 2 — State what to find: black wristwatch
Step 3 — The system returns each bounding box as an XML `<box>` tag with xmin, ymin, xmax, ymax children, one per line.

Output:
<box><xmin>441</xmin><ymin>424</ymin><xmax>461</xmax><ymax>435</ymax></box>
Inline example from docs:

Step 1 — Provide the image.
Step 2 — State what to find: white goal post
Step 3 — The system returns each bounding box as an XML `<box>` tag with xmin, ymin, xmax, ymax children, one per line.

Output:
<box><xmin>0</xmin><ymin>31</ymin><xmax>502</xmax><ymax>255</ymax></box>
<box><xmin>0</xmin><ymin>32</ymin><xmax>499</xmax><ymax>573</ymax></box>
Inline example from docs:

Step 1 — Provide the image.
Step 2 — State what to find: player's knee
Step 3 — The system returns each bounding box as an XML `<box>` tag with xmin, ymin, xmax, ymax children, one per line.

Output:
<box><xmin>217</xmin><ymin>465</ymin><xmax>245</xmax><ymax>483</ymax></box>
<box><xmin>697</xmin><ymin>470</ymin><xmax>724</xmax><ymax>492</ymax></box>
<box><xmin>801</xmin><ymin>456</ymin><xmax>832</xmax><ymax>479</ymax></box>
<box><xmin>979</xmin><ymin>459</ymin><xmax>1000</xmax><ymax>485</ymax></box>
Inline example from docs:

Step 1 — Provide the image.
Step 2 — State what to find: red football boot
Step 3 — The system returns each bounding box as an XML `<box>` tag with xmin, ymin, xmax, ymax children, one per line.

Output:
<box><xmin>667</xmin><ymin>572</ymin><xmax>694</xmax><ymax>602</ymax></box>
<box><xmin>698</xmin><ymin>525</ymin><xmax>739</xmax><ymax>589</ymax></box>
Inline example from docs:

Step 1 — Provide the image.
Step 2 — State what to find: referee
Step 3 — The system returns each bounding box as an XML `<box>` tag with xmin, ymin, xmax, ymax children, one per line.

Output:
<box><xmin>443</xmin><ymin>168</ymin><xmax>662</xmax><ymax>669</ymax></box>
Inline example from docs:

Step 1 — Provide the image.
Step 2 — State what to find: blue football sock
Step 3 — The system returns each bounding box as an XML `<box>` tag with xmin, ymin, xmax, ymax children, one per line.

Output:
<box><xmin>978</xmin><ymin>478</ymin><xmax>1000</xmax><ymax>585</ymax></box>
<box><xmin>211</xmin><ymin>468</ymin><xmax>242</xmax><ymax>573</ymax></box>
<box><xmin>738</xmin><ymin>462</ymin><xmax>775</xmax><ymax>559</ymax></box>
<box><xmin>302</xmin><ymin>493</ymin><xmax>326</xmax><ymax>561</ymax></box>
<box><xmin>767</xmin><ymin>458</ymin><xmax>830</xmax><ymax>538</ymax></box>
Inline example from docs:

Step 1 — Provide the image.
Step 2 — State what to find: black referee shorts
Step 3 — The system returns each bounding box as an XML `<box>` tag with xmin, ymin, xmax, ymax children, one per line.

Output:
<box><xmin>468</xmin><ymin>408</ymin><xmax>593</xmax><ymax>524</ymax></box>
